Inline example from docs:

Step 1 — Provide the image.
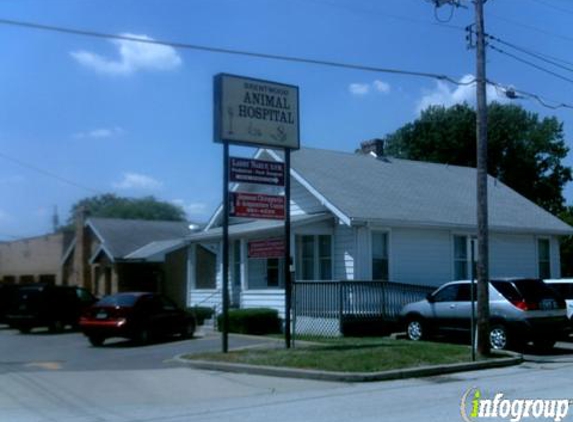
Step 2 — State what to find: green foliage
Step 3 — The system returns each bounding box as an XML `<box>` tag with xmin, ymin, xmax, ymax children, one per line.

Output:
<box><xmin>188</xmin><ymin>306</ymin><xmax>215</xmax><ymax>325</ymax></box>
<box><xmin>67</xmin><ymin>193</ymin><xmax>186</xmax><ymax>225</ymax></box>
<box><xmin>384</xmin><ymin>103</ymin><xmax>572</xmax><ymax>214</ymax></box>
<box><xmin>217</xmin><ymin>308</ymin><xmax>282</xmax><ymax>335</ymax></box>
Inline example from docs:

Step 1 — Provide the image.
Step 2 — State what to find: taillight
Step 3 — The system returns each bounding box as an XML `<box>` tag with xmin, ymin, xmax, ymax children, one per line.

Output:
<box><xmin>511</xmin><ymin>300</ymin><xmax>538</xmax><ymax>311</ymax></box>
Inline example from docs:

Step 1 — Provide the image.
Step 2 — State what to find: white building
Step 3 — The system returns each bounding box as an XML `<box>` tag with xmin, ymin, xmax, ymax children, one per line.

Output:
<box><xmin>163</xmin><ymin>146</ymin><xmax>573</xmax><ymax>321</ymax></box>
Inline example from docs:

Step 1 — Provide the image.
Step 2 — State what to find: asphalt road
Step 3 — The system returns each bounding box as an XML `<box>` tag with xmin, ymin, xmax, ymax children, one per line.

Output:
<box><xmin>2</xmin><ymin>325</ymin><xmax>573</xmax><ymax>422</ymax></box>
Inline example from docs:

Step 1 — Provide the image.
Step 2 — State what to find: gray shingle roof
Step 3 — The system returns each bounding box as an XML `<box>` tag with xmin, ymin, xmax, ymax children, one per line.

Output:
<box><xmin>87</xmin><ymin>218</ymin><xmax>192</xmax><ymax>259</ymax></box>
<box><xmin>286</xmin><ymin>147</ymin><xmax>572</xmax><ymax>234</ymax></box>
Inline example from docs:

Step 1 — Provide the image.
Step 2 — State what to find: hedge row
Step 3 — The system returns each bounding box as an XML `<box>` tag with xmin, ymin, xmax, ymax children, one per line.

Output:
<box><xmin>216</xmin><ymin>308</ymin><xmax>281</xmax><ymax>335</ymax></box>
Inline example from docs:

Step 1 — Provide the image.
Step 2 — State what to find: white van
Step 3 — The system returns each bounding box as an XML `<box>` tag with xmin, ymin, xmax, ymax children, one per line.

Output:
<box><xmin>544</xmin><ymin>279</ymin><xmax>573</xmax><ymax>321</ymax></box>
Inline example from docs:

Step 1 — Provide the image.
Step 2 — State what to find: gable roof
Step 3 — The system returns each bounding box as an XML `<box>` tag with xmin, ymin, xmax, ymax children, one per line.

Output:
<box><xmin>87</xmin><ymin>218</ymin><xmax>192</xmax><ymax>261</ymax></box>
<box><xmin>263</xmin><ymin>147</ymin><xmax>573</xmax><ymax>235</ymax></box>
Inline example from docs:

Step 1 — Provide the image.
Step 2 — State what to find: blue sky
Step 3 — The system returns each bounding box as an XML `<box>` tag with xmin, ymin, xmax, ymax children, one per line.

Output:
<box><xmin>1</xmin><ymin>0</ymin><xmax>573</xmax><ymax>240</ymax></box>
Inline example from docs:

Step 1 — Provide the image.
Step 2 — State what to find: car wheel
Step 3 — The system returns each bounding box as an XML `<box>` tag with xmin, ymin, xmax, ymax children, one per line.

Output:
<box><xmin>489</xmin><ymin>324</ymin><xmax>509</xmax><ymax>350</ymax></box>
<box><xmin>406</xmin><ymin>318</ymin><xmax>425</xmax><ymax>341</ymax></box>
<box><xmin>533</xmin><ymin>338</ymin><xmax>556</xmax><ymax>352</ymax></box>
<box><xmin>88</xmin><ymin>336</ymin><xmax>105</xmax><ymax>347</ymax></box>
<box><xmin>180</xmin><ymin>320</ymin><xmax>196</xmax><ymax>339</ymax></box>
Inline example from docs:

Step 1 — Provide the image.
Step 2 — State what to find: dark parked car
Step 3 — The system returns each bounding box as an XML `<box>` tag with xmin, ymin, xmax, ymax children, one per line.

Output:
<box><xmin>400</xmin><ymin>278</ymin><xmax>569</xmax><ymax>350</ymax></box>
<box><xmin>6</xmin><ymin>284</ymin><xmax>97</xmax><ymax>333</ymax></box>
<box><xmin>0</xmin><ymin>284</ymin><xmax>18</xmax><ymax>324</ymax></box>
<box><xmin>79</xmin><ymin>292</ymin><xmax>196</xmax><ymax>346</ymax></box>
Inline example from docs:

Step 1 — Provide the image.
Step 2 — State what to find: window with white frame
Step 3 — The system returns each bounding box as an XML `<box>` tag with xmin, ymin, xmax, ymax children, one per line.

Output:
<box><xmin>247</xmin><ymin>257</ymin><xmax>284</xmax><ymax>289</ymax></box>
<box><xmin>538</xmin><ymin>238</ymin><xmax>551</xmax><ymax>279</ymax></box>
<box><xmin>453</xmin><ymin>235</ymin><xmax>478</xmax><ymax>280</ymax></box>
<box><xmin>453</xmin><ymin>235</ymin><xmax>468</xmax><ymax>280</ymax></box>
<box><xmin>371</xmin><ymin>232</ymin><xmax>389</xmax><ymax>280</ymax></box>
<box><xmin>296</xmin><ymin>235</ymin><xmax>332</xmax><ymax>280</ymax></box>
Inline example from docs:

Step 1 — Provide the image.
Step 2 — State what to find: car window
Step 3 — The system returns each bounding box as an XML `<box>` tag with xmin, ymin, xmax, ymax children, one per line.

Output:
<box><xmin>512</xmin><ymin>279</ymin><xmax>559</xmax><ymax>301</ymax></box>
<box><xmin>549</xmin><ymin>283</ymin><xmax>573</xmax><ymax>300</ymax></box>
<box><xmin>76</xmin><ymin>288</ymin><xmax>95</xmax><ymax>303</ymax></box>
<box><xmin>491</xmin><ymin>281</ymin><xmax>522</xmax><ymax>302</ymax></box>
<box><xmin>97</xmin><ymin>294</ymin><xmax>139</xmax><ymax>307</ymax></box>
<box><xmin>456</xmin><ymin>283</ymin><xmax>477</xmax><ymax>301</ymax></box>
<box><xmin>433</xmin><ymin>285</ymin><xmax>459</xmax><ymax>302</ymax></box>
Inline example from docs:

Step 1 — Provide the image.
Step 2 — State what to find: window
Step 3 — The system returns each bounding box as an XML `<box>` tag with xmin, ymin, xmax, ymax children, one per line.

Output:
<box><xmin>195</xmin><ymin>245</ymin><xmax>217</xmax><ymax>289</ymax></box>
<box><xmin>296</xmin><ymin>235</ymin><xmax>332</xmax><ymax>280</ymax></box>
<box><xmin>433</xmin><ymin>285</ymin><xmax>459</xmax><ymax>302</ymax></box>
<box><xmin>538</xmin><ymin>239</ymin><xmax>551</xmax><ymax>279</ymax></box>
<box><xmin>247</xmin><ymin>257</ymin><xmax>284</xmax><ymax>289</ymax></box>
<box><xmin>371</xmin><ymin>232</ymin><xmax>389</xmax><ymax>280</ymax></box>
<box><xmin>453</xmin><ymin>235</ymin><xmax>468</xmax><ymax>280</ymax></box>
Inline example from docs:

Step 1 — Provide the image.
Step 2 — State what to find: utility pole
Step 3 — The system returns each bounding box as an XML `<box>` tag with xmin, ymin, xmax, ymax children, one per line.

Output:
<box><xmin>426</xmin><ymin>0</ymin><xmax>490</xmax><ymax>356</ymax></box>
<box><xmin>474</xmin><ymin>0</ymin><xmax>490</xmax><ymax>357</ymax></box>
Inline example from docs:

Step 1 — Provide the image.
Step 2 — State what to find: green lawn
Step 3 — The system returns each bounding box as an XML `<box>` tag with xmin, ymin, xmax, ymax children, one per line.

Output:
<box><xmin>185</xmin><ymin>337</ymin><xmax>474</xmax><ymax>373</ymax></box>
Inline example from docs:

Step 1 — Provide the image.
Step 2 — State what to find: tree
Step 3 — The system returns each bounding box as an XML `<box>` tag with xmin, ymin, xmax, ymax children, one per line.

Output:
<box><xmin>383</xmin><ymin>103</ymin><xmax>572</xmax><ymax>214</ymax></box>
<box><xmin>66</xmin><ymin>194</ymin><xmax>187</xmax><ymax>225</ymax></box>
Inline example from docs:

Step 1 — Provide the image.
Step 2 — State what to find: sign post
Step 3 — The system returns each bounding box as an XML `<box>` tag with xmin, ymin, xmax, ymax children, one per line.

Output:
<box><xmin>214</xmin><ymin>73</ymin><xmax>299</xmax><ymax>352</ymax></box>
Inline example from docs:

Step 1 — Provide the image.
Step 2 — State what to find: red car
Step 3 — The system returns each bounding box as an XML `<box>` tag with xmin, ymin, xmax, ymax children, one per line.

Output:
<box><xmin>79</xmin><ymin>292</ymin><xmax>196</xmax><ymax>346</ymax></box>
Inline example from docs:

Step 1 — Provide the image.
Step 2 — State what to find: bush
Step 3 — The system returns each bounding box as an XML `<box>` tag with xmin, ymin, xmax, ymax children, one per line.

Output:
<box><xmin>217</xmin><ymin>308</ymin><xmax>281</xmax><ymax>335</ymax></box>
<box><xmin>187</xmin><ymin>306</ymin><xmax>215</xmax><ymax>326</ymax></box>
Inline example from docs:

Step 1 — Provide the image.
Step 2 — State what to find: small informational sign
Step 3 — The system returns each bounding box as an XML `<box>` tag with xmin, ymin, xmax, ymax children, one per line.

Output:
<box><xmin>248</xmin><ymin>238</ymin><xmax>285</xmax><ymax>259</ymax></box>
<box><xmin>229</xmin><ymin>192</ymin><xmax>285</xmax><ymax>220</ymax></box>
<box><xmin>214</xmin><ymin>74</ymin><xmax>300</xmax><ymax>150</ymax></box>
<box><xmin>229</xmin><ymin>157</ymin><xmax>285</xmax><ymax>186</ymax></box>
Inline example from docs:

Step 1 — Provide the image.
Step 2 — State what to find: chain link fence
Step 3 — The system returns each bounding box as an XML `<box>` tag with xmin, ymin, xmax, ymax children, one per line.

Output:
<box><xmin>292</xmin><ymin>280</ymin><xmax>435</xmax><ymax>339</ymax></box>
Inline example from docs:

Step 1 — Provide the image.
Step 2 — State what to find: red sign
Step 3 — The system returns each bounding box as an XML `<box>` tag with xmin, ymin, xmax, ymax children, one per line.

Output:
<box><xmin>229</xmin><ymin>158</ymin><xmax>285</xmax><ymax>186</ymax></box>
<box><xmin>229</xmin><ymin>192</ymin><xmax>285</xmax><ymax>220</ymax></box>
<box><xmin>248</xmin><ymin>238</ymin><xmax>285</xmax><ymax>259</ymax></box>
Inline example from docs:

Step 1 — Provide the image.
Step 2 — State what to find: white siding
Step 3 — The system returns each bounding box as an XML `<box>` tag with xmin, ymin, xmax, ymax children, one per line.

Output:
<box><xmin>489</xmin><ymin>233</ymin><xmax>536</xmax><ymax>278</ymax></box>
<box><xmin>334</xmin><ymin>223</ymin><xmax>354</xmax><ymax>280</ymax></box>
<box><xmin>241</xmin><ymin>291</ymin><xmax>286</xmax><ymax>319</ymax></box>
<box><xmin>391</xmin><ymin>228</ymin><xmax>452</xmax><ymax>287</ymax></box>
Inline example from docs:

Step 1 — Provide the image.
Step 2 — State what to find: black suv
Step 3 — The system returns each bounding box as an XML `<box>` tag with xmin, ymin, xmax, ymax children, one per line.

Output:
<box><xmin>0</xmin><ymin>284</ymin><xmax>18</xmax><ymax>324</ymax></box>
<box><xmin>7</xmin><ymin>284</ymin><xmax>97</xmax><ymax>333</ymax></box>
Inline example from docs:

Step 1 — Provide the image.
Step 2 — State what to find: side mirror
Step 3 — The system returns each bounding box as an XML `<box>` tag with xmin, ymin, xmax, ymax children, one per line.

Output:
<box><xmin>426</xmin><ymin>293</ymin><xmax>435</xmax><ymax>303</ymax></box>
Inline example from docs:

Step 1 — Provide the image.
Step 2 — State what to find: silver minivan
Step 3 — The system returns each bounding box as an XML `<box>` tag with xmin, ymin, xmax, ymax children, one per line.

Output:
<box><xmin>400</xmin><ymin>278</ymin><xmax>568</xmax><ymax>350</ymax></box>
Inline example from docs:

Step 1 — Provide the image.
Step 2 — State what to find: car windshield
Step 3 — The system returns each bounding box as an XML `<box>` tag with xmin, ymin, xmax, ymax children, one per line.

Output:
<box><xmin>549</xmin><ymin>283</ymin><xmax>573</xmax><ymax>300</ymax></box>
<box><xmin>96</xmin><ymin>294</ymin><xmax>139</xmax><ymax>307</ymax></box>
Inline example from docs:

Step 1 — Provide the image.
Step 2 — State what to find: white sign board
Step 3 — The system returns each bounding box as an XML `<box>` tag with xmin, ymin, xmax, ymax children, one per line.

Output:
<box><xmin>214</xmin><ymin>74</ymin><xmax>300</xmax><ymax>150</ymax></box>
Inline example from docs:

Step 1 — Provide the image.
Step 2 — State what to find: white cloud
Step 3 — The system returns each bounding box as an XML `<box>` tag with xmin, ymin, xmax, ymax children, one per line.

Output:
<box><xmin>74</xmin><ymin>127</ymin><xmax>124</xmax><ymax>139</ymax></box>
<box><xmin>112</xmin><ymin>172</ymin><xmax>163</xmax><ymax>190</ymax></box>
<box><xmin>349</xmin><ymin>79</ymin><xmax>391</xmax><ymax>96</ymax></box>
<box><xmin>71</xmin><ymin>33</ymin><xmax>182</xmax><ymax>76</ymax></box>
<box><xmin>416</xmin><ymin>74</ymin><xmax>509</xmax><ymax>113</ymax></box>
<box><xmin>373</xmin><ymin>80</ymin><xmax>391</xmax><ymax>94</ymax></box>
<box><xmin>349</xmin><ymin>83</ymin><xmax>370</xmax><ymax>96</ymax></box>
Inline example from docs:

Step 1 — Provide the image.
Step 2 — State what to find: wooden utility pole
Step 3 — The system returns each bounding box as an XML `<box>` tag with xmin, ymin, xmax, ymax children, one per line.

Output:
<box><xmin>474</xmin><ymin>0</ymin><xmax>490</xmax><ymax>357</ymax></box>
<box><xmin>426</xmin><ymin>0</ymin><xmax>490</xmax><ymax>356</ymax></box>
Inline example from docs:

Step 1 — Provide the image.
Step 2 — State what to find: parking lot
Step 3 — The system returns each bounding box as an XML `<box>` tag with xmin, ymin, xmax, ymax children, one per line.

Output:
<box><xmin>0</xmin><ymin>324</ymin><xmax>284</xmax><ymax>373</ymax></box>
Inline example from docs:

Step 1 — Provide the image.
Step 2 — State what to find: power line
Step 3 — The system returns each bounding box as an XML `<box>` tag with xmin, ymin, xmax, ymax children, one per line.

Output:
<box><xmin>527</xmin><ymin>0</ymin><xmax>573</xmax><ymax>16</ymax></box>
<box><xmin>487</xmin><ymin>12</ymin><xmax>573</xmax><ymax>45</ymax></box>
<box><xmin>489</xmin><ymin>44</ymin><xmax>573</xmax><ymax>85</ymax></box>
<box><xmin>0</xmin><ymin>17</ymin><xmax>474</xmax><ymax>86</ymax></box>
<box><xmin>487</xmin><ymin>80</ymin><xmax>573</xmax><ymax>110</ymax></box>
<box><xmin>0</xmin><ymin>151</ymin><xmax>100</xmax><ymax>194</ymax></box>
<box><xmin>486</xmin><ymin>34</ymin><xmax>573</xmax><ymax>75</ymax></box>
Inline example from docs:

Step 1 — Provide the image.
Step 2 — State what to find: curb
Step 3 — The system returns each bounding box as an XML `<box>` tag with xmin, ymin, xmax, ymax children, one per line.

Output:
<box><xmin>173</xmin><ymin>351</ymin><xmax>523</xmax><ymax>383</ymax></box>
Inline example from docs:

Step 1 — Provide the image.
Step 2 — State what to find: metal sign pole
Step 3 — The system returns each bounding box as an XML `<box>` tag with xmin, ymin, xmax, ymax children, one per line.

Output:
<box><xmin>470</xmin><ymin>239</ymin><xmax>476</xmax><ymax>362</ymax></box>
<box><xmin>222</xmin><ymin>141</ymin><xmax>230</xmax><ymax>353</ymax></box>
<box><xmin>284</xmin><ymin>148</ymin><xmax>292</xmax><ymax>348</ymax></box>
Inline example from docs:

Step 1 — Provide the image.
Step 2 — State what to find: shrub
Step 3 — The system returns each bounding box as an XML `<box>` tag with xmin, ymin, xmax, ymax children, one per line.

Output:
<box><xmin>187</xmin><ymin>306</ymin><xmax>215</xmax><ymax>326</ymax></box>
<box><xmin>217</xmin><ymin>308</ymin><xmax>281</xmax><ymax>335</ymax></box>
